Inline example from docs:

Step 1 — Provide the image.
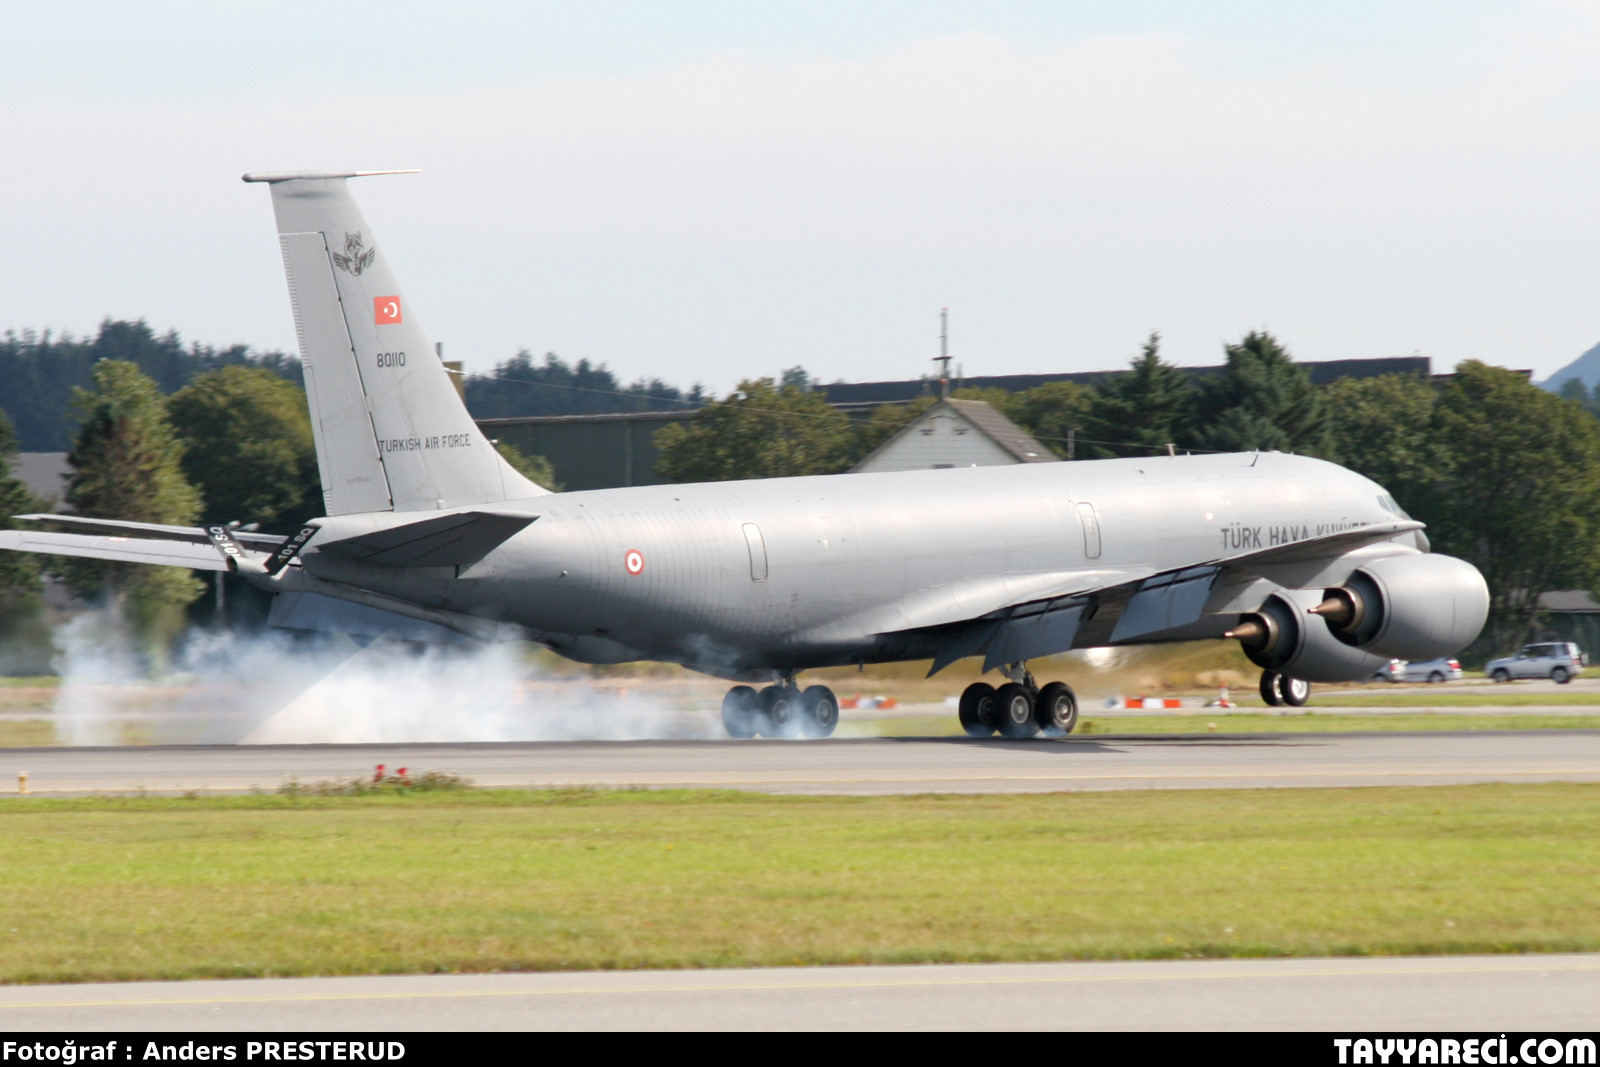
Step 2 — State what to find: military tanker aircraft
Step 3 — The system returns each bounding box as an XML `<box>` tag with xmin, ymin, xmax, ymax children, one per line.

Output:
<box><xmin>0</xmin><ymin>172</ymin><xmax>1491</xmax><ymax>739</ymax></box>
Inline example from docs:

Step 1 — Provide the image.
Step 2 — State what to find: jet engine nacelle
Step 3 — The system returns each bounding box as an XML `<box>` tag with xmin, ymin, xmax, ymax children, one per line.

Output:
<box><xmin>1311</xmin><ymin>553</ymin><xmax>1489</xmax><ymax>662</ymax></box>
<box><xmin>1232</xmin><ymin>588</ymin><xmax>1392</xmax><ymax>683</ymax></box>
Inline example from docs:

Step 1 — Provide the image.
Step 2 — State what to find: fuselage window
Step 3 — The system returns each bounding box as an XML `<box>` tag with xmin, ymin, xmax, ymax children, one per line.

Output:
<box><xmin>742</xmin><ymin>522</ymin><xmax>768</xmax><ymax>582</ymax></box>
<box><xmin>1076</xmin><ymin>502</ymin><xmax>1102</xmax><ymax>559</ymax></box>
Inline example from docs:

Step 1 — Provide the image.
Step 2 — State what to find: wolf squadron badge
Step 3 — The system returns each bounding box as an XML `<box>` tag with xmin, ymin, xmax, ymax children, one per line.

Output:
<box><xmin>332</xmin><ymin>232</ymin><xmax>376</xmax><ymax>276</ymax></box>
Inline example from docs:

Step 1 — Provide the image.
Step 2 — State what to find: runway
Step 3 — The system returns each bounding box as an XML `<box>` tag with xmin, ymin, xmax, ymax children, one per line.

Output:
<box><xmin>5</xmin><ymin>730</ymin><xmax>1599</xmax><ymax>795</ymax></box>
<box><xmin>1</xmin><ymin>955</ymin><xmax>1596</xmax><ymax>1030</ymax></box>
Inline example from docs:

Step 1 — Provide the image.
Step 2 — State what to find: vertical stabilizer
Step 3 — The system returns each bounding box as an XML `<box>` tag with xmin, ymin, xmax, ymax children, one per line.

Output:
<box><xmin>244</xmin><ymin>171</ymin><xmax>547</xmax><ymax>515</ymax></box>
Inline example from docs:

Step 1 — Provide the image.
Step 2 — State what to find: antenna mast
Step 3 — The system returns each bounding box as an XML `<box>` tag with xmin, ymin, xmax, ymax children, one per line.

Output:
<box><xmin>933</xmin><ymin>307</ymin><xmax>951</xmax><ymax>398</ymax></box>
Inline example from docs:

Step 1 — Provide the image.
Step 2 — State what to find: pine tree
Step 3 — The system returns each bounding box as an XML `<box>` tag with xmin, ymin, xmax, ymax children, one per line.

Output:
<box><xmin>57</xmin><ymin>361</ymin><xmax>204</xmax><ymax>656</ymax></box>
<box><xmin>1192</xmin><ymin>331</ymin><xmax>1329</xmax><ymax>456</ymax></box>
<box><xmin>0</xmin><ymin>410</ymin><xmax>42</xmax><ymax>613</ymax></box>
<box><xmin>1081</xmin><ymin>332</ymin><xmax>1196</xmax><ymax>457</ymax></box>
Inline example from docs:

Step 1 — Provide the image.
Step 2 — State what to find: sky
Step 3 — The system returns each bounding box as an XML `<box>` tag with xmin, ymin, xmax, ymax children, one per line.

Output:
<box><xmin>3</xmin><ymin>1</ymin><xmax>1598</xmax><ymax>393</ymax></box>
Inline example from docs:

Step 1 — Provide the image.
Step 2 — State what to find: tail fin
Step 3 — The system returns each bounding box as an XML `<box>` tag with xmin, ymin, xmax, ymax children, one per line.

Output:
<box><xmin>243</xmin><ymin>170</ymin><xmax>547</xmax><ymax>516</ymax></box>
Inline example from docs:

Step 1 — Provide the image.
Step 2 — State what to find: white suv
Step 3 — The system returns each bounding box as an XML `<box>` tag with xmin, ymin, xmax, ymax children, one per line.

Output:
<box><xmin>1485</xmin><ymin>642</ymin><xmax>1586</xmax><ymax>684</ymax></box>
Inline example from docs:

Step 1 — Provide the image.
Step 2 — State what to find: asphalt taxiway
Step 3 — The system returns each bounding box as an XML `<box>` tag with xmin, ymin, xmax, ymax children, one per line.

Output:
<box><xmin>4</xmin><ymin>730</ymin><xmax>1599</xmax><ymax>795</ymax></box>
<box><xmin>1</xmin><ymin>955</ymin><xmax>1596</xmax><ymax>1031</ymax></box>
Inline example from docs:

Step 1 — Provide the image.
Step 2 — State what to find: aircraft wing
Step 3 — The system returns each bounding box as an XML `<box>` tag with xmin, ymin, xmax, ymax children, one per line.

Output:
<box><xmin>9</xmin><ymin>514</ymin><xmax>286</xmax><ymax>552</ymax></box>
<box><xmin>871</xmin><ymin>518</ymin><xmax>1426</xmax><ymax>675</ymax></box>
<box><xmin>5</xmin><ymin>509</ymin><xmax>540</xmax><ymax>572</ymax></box>
<box><xmin>0</xmin><ymin>529</ymin><xmax>230</xmax><ymax>570</ymax></box>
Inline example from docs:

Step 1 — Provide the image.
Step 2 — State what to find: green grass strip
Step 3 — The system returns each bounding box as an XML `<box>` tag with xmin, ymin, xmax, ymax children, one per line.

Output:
<box><xmin>0</xmin><ymin>783</ymin><xmax>1596</xmax><ymax>983</ymax></box>
<box><xmin>0</xmin><ymin>721</ymin><xmax>58</xmax><ymax>747</ymax></box>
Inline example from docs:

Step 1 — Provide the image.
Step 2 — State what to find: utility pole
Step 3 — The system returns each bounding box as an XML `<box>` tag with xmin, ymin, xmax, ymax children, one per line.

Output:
<box><xmin>933</xmin><ymin>307</ymin><xmax>951</xmax><ymax>398</ymax></box>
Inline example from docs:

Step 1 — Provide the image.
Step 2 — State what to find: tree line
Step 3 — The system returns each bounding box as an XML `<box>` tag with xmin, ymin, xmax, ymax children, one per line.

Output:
<box><xmin>0</xmin><ymin>322</ymin><xmax>708</xmax><ymax>453</ymax></box>
<box><xmin>653</xmin><ymin>332</ymin><xmax>1600</xmax><ymax>650</ymax></box>
<box><xmin>0</xmin><ymin>320</ymin><xmax>303</xmax><ymax>451</ymax></box>
<box><xmin>2</xmin><ymin>322</ymin><xmax>1597</xmax><ymax>660</ymax></box>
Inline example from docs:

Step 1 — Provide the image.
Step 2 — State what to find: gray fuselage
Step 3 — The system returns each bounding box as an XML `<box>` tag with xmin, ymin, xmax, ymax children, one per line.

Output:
<box><xmin>295</xmin><ymin>451</ymin><xmax>1400</xmax><ymax>674</ymax></box>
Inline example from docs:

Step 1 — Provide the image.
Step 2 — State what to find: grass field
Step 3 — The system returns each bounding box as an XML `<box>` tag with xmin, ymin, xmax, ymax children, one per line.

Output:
<box><xmin>0</xmin><ymin>783</ymin><xmax>1595</xmax><ymax>984</ymax></box>
<box><xmin>0</xmin><ymin>720</ymin><xmax>59</xmax><ymax>747</ymax></box>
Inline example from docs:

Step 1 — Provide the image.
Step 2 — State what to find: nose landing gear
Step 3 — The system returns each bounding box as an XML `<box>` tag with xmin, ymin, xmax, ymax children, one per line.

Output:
<box><xmin>959</xmin><ymin>663</ymin><xmax>1080</xmax><ymax>739</ymax></box>
<box><xmin>720</xmin><ymin>676</ymin><xmax>840</xmax><ymax>739</ymax></box>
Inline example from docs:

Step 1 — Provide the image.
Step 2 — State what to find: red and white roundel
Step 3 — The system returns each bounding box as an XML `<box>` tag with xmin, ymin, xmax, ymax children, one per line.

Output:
<box><xmin>623</xmin><ymin>549</ymin><xmax>645</xmax><ymax>576</ymax></box>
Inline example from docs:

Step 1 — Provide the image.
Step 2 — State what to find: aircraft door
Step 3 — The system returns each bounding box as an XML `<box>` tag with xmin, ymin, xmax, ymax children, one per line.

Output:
<box><xmin>1076</xmin><ymin>503</ymin><xmax>1102</xmax><ymax>559</ymax></box>
<box><xmin>741</xmin><ymin>522</ymin><xmax>769</xmax><ymax>581</ymax></box>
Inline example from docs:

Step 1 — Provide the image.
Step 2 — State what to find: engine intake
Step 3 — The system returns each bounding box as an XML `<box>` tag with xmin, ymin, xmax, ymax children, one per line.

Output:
<box><xmin>1310</xmin><ymin>554</ymin><xmax>1488</xmax><ymax>661</ymax></box>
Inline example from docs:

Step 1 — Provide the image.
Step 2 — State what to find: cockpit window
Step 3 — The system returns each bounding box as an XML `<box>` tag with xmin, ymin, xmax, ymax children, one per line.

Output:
<box><xmin>1377</xmin><ymin>493</ymin><xmax>1412</xmax><ymax>520</ymax></box>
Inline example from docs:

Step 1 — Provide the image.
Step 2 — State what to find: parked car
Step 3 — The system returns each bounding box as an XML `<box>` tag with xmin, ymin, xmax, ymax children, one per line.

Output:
<box><xmin>1484</xmin><ymin>642</ymin><xmax>1587</xmax><ymax>684</ymax></box>
<box><xmin>1374</xmin><ymin>658</ymin><xmax>1463</xmax><ymax>683</ymax></box>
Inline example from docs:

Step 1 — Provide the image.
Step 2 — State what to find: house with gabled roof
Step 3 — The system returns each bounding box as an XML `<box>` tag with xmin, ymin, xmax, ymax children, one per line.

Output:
<box><xmin>849</xmin><ymin>398</ymin><xmax>1060</xmax><ymax>474</ymax></box>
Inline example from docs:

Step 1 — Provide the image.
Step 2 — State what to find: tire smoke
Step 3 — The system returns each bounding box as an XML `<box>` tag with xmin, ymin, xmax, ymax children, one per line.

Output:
<box><xmin>48</xmin><ymin>612</ymin><xmax>724</xmax><ymax>745</ymax></box>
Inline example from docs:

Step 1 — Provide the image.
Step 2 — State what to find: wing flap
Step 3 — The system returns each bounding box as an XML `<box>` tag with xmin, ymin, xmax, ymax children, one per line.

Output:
<box><xmin>1109</xmin><ymin>566</ymin><xmax>1220</xmax><ymax>643</ymax></box>
<box><xmin>12</xmin><ymin>514</ymin><xmax>285</xmax><ymax>551</ymax></box>
<box><xmin>314</xmin><ymin>509</ymin><xmax>537</xmax><ymax>567</ymax></box>
<box><xmin>982</xmin><ymin>603</ymin><xmax>1087</xmax><ymax>672</ymax></box>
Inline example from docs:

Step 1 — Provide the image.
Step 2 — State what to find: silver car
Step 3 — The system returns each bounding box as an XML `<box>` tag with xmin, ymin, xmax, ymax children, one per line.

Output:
<box><xmin>1374</xmin><ymin>657</ymin><xmax>1463</xmax><ymax>683</ymax></box>
<box><xmin>1485</xmin><ymin>642</ymin><xmax>1586</xmax><ymax>684</ymax></box>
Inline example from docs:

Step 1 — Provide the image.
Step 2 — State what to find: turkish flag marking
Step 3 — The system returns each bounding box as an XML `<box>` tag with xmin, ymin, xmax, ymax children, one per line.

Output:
<box><xmin>374</xmin><ymin>296</ymin><xmax>403</xmax><ymax>324</ymax></box>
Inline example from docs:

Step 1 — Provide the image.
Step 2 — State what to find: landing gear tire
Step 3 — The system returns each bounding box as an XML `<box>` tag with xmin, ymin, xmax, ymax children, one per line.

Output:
<box><xmin>959</xmin><ymin>683</ymin><xmax>998</xmax><ymax>737</ymax></box>
<box><xmin>798</xmin><ymin>685</ymin><xmax>839</xmax><ymax>738</ymax></box>
<box><xmin>995</xmin><ymin>683</ymin><xmax>1039</xmax><ymax>739</ymax></box>
<box><xmin>1278</xmin><ymin>675</ymin><xmax>1310</xmax><ymax>707</ymax></box>
<box><xmin>721</xmin><ymin>685</ymin><xmax>761</xmax><ymax>739</ymax></box>
<box><xmin>1260</xmin><ymin>670</ymin><xmax>1284</xmax><ymax>707</ymax></box>
<box><xmin>1035</xmin><ymin>681</ymin><xmax>1078</xmax><ymax>736</ymax></box>
<box><xmin>760</xmin><ymin>685</ymin><xmax>799</xmax><ymax>738</ymax></box>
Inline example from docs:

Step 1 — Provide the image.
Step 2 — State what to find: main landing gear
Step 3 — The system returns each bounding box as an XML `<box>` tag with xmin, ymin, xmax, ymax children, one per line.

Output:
<box><xmin>958</xmin><ymin>663</ymin><xmax>1079</xmax><ymax>739</ymax></box>
<box><xmin>721</xmin><ymin>678</ymin><xmax>839</xmax><ymax>739</ymax></box>
<box><xmin>1258</xmin><ymin>669</ymin><xmax>1310</xmax><ymax>707</ymax></box>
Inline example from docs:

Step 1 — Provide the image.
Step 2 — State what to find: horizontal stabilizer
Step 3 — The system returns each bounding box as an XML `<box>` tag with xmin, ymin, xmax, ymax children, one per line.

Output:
<box><xmin>315</xmin><ymin>510</ymin><xmax>537</xmax><ymax>567</ymax></box>
<box><xmin>11</xmin><ymin>514</ymin><xmax>284</xmax><ymax>551</ymax></box>
<box><xmin>0</xmin><ymin>530</ymin><xmax>229</xmax><ymax>571</ymax></box>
